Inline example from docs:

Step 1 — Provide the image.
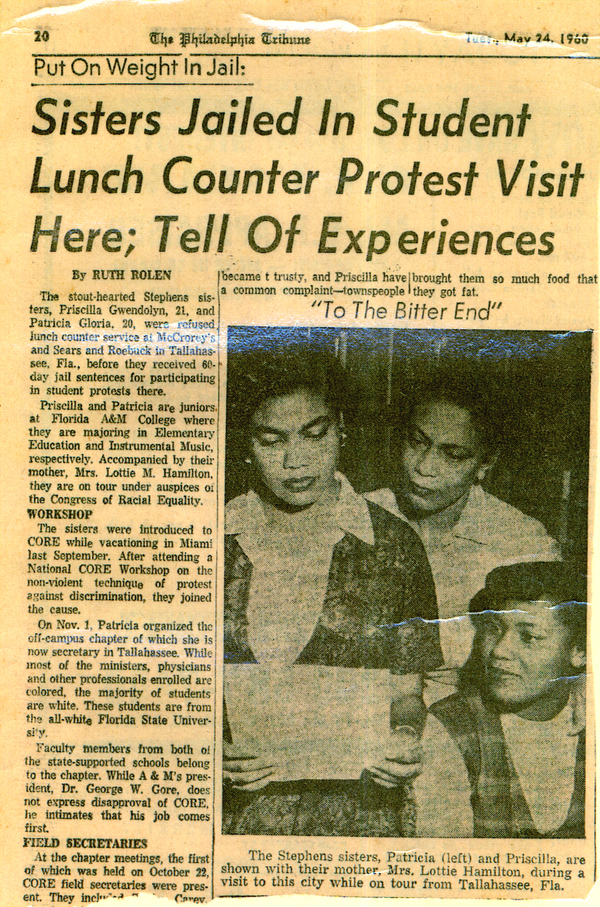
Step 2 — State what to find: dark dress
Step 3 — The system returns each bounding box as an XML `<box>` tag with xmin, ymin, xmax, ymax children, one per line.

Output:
<box><xmin>223</xmin><ymin>500</ymin><xmax>441</xmax><ymax>836</ymax></box>
<box><xmin>431</xmin><ymin>690</ymin><xmax>585</xmax><ymax>838</ymax></box>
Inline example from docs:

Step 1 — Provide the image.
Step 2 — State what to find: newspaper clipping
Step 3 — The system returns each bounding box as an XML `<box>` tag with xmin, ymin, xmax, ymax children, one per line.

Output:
<box><xmin>1</xmin><ymin>1</ymin><xmax>598</xmax><ymax>904</ymax></box>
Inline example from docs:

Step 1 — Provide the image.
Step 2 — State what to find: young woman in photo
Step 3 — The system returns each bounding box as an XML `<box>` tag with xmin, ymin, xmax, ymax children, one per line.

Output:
<box><xmin>222</xmin><ymin>346</ymin><xmax>442</xmax><ymax>836</ymax></box>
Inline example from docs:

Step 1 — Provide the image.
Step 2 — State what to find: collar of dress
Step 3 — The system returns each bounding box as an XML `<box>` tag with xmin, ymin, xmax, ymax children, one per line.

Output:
<box><xmin>368</xmin><ymin>483</ymin><xmax>491</xmax><ymax>546</ymax></box>
<box><xmin>225</xmin><ymin>472</ymin><xmax>375</xmax><ymax>546</ymax></box>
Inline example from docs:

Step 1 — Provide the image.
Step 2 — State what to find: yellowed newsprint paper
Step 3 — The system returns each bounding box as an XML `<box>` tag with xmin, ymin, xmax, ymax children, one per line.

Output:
<box><xmin>1</xmin><ymin>2</ymin><xmax>598</xmax><ymax>906</ymax></box>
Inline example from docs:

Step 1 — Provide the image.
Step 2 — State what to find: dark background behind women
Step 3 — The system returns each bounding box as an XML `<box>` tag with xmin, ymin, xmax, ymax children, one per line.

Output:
<box><xmin>227</xmin><ymin>327</ymin><xmax>591</xmax><ymax>574</ymax></box>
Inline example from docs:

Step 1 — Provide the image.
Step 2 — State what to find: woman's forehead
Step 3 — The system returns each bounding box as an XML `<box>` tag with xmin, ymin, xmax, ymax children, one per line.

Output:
<box><xmin>413</xmin><ymin>399</ymin><xmax>479</xmax><ymax>444</ymax></box>
<box><xmin>252</xmin><ymin>389</ymin><xmax>332</xmax><ymax>427</ymax></box>
<box><xmin>485</xmin><ymin>600</ymin><xmax>567</xmax><ymax>631</ymax></box>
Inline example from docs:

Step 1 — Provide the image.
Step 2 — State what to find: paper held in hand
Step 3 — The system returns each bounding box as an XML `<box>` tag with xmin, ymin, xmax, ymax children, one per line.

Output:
<box><xmin>224</xmin><ymin>665</ymin><xmax>391</xmax><ymax>781</ymax></box>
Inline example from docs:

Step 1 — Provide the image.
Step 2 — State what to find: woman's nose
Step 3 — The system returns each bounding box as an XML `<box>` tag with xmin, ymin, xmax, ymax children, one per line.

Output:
<box><xmin>491</xmin><ymin>630</ymin><xmax>516</xmax><ymax>661</ymax></box>
<box><xmin>283</xmin><ymin>436</ymin><xmax>307</xmax><ymax>468</ymax></box>
<box><xmin>415</xmin><ymin>447</ymin><xmax>439</xmax><ymax>477</ymax></box>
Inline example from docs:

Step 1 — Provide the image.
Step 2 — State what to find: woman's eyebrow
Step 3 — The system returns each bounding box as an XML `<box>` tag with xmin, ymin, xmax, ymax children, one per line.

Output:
<box><xmin>251</xmin><ymin>423</ymin><xmax>287</xmax><ymax>437</ymax></box>
<box><xmin>515</xmin><ymin>618</ymin><xmax>546</xmax><ymax>631</ymax></box>
<box><xmin>409</xmin><ymin>425</ymin><xmax>431</xmax><ymax>441</ymax></box>
<box><xmin>410</xmin><ymin>425</ymin><xmax>473</xmax><ymax>453</ymax></box>
<box><xmin>300</xmin><ymin>415</ymin><xmax>331</xmax><ymax>432</ymax></box>
<box><xmin>251</xmin><ymin>415</ymin><xmax>330</xmax><ymax>436</ymax></box>
<box><xmin>440</xmin><ymin>442</ymin><xmax>473</xmax><ymax>454</ymax></box>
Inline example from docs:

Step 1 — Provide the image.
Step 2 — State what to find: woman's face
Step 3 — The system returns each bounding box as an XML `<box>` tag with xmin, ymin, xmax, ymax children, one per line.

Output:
<box><xmin>399</xmin><ymin>399</ymin><xmax>489</xmax><ymax>517</ymax></box>
<box><xmin>249</xmin><ymin>389</ymin><xmax>340</xmax><ymax>509</ymax></box>
<box><xmin>478</xmin><ymin>602</ymin><xmax>584</xmax><ymax>718</ymax></box>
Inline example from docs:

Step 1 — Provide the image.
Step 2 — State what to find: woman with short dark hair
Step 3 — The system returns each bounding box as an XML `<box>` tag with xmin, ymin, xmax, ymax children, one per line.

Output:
<box><xmin>415</xmin><ymin>562</ymin><xmax>587</xmax><ymax>838</ymax></box>
<box><xmin>222</xmin><ymin>345</ymin><xmax>442</xmax><ymax>836</ymax></box>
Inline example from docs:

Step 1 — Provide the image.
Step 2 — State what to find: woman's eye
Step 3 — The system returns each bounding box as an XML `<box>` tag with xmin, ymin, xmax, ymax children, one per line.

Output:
<box><xmin>256</xmin><ymin>435</ymin><xmax>283</xmax><ymax>447</ymax></box>
<box><xmin>521</xmin><ymin>631</ymin><xmax>544</xmax><ymax>644</ymax></box>
<box><xmin>304</xmin><ymin>425</ymin><xmax>329</xmax><ymax>440</ymax></box>
<box><xmin>446</xmin><ymin>450</ymin><xmax>469</xmax><ymax>462</ymax></box>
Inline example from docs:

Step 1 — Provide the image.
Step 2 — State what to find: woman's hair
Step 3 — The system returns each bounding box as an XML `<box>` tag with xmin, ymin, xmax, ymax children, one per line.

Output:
<box><xmin>460</xmin><ymin>561</ymin><xmax>587</xmax><ymax>691</ymax></box>
<box><xmin>227</xmin><ymin>345</ymin><xmax>350</xmax><ymax>439</ymax></box>
<box><xmin>403</xmin><ymin>368</ymin><xmax>506</xmax><ymax>461</ymax></box>
<box><xmin>468</xmin><ymin>561</ymin><xmax>587</xmax><ymax>651</ymax></box>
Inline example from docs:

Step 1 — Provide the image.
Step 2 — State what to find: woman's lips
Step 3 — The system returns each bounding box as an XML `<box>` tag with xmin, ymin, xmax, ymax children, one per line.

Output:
<box><xmin>282</xmin><ymin>477</ymin><xmax>316</xmax><ymax>492</ymax></box>
<box><xmin>488</xmin><ymin>666</ymin><xmax>521</xmax><ymax>680</ymax></box>
<box><xmin>408</xmin><ymin>481</ymin><xmax>437</xmax><ymax>498</ymax></box>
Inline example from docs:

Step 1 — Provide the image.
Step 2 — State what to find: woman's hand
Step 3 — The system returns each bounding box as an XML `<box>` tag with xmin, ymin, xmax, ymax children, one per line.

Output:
<box><xmin>368</xmin><ymin>726</ymin><xmax>423</xmax><ymax>789</ymax></box>
<box><xmin>223</xmin><ymin>741</ymin><xmax>278</xmax><ymax>791</ymax></box>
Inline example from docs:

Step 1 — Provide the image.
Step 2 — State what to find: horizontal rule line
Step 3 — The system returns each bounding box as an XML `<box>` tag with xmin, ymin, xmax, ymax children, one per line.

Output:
<box><xmin>32</xmin><ymin>53</ymin><xmax>183</xmax><ymax>57</ymax></box>
<box><xmin>30</xmin><ymin>52</ymin><xmax>598</xmax><ymax>60</ymax></box>
<box><xmin>186</xmin><ymin>52</ymin><xmax>599</xmax><ymax>60</ymax></box>
<box><xmin>31</xmin><ymin>82</ymin><xmax>255</xmax><ymax>87</ymax></box>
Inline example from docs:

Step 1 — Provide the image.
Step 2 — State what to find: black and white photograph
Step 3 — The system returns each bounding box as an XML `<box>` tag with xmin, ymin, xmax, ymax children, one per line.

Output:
<box><xmin>222</xmin><ymin>326</ymin><xmax>590</xmax><ymax>839</ymax></box>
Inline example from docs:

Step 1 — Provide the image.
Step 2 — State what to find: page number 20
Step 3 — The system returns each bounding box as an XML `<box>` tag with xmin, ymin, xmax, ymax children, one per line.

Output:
<box><xmin>35</xmin><ymin>31</ymin><xmax>49</xmax><ymax>42</ymax></box>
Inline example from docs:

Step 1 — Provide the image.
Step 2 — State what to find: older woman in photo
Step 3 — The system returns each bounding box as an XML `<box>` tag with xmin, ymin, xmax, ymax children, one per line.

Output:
<box><xmin>366</xmin><ymin>372</ymin><xmax>560</xmax><ymax>690</ymax></box>
<box><xmin>222</xmin><ymin>345</ymin><xmax>442</xmax><ymax>836</ymax></box>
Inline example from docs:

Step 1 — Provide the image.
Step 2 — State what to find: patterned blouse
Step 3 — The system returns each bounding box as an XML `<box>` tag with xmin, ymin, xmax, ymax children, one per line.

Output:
<box><xmin>222</xmin><ymin>484</ymin><xmax>442</xmax><ymax>837</ymax></box>
<box><xmin>224</xmin><ymin>485</ymin><xmax>442</xmax><ymax>674</ymax></box>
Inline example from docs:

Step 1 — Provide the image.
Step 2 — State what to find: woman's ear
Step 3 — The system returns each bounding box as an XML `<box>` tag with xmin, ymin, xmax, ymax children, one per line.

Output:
<box><xmin>570</xmin><ymin>646</ymin><xmax>586</xmax><ymax>671</ymax></box>
<box><xmin>476</xmin><ymin>451</ymin><xmax>499</xmax><ymax>483</ymax></box>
